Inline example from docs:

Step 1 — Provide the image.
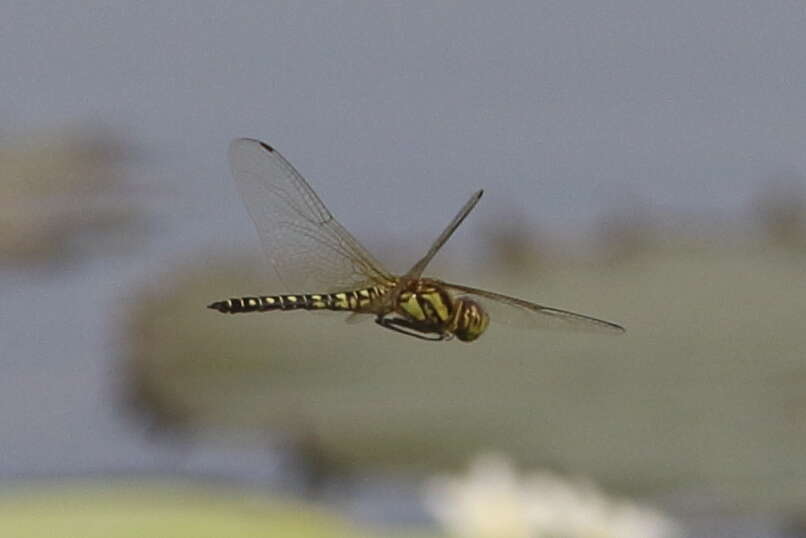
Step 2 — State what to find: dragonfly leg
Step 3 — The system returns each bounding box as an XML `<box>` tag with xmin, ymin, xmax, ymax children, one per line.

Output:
<box><xmin>375</xmin><ymin>316</ymin><xmax>449</xmax><ymax>342</ymax></box>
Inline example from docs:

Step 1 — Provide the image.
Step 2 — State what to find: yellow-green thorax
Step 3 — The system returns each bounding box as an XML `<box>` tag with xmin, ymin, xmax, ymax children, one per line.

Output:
<box><xmin>395</xmin><ymin>279</ymin><xmax>490</xmax><ymax>342</ymax></box>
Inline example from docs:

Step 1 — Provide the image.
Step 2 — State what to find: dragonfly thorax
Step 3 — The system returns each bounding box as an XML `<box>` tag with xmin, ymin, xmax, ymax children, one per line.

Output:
<box><xmin>394</xmin><ymin>279</ymin><xmax>490</xmax><ymax>342</ymax></box>
<box><xmin>396</xmin><ymin>281</ymin><xmax>454</xmax><ymax>325</ymax></box>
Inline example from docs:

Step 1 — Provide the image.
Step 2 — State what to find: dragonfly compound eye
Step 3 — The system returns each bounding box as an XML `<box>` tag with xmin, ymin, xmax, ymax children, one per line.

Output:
<box><xmin>453</xmin><ymin>299</ymin><xmax>490</xmax><ymax>342</ymax></box>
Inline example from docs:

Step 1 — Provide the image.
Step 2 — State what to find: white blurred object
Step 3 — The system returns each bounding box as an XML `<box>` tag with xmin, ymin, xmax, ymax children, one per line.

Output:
<box><xmin>425</xmin><ymin>453</ymin><xmax>680</xmax><ymax>538</ymax></box>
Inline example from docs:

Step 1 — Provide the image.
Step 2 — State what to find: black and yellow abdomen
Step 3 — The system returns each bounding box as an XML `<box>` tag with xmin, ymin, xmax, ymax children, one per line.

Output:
<box><xmin>208</xmin><ymin>287</ymin><xmax>384</xmax><ymax>314</ymax></box>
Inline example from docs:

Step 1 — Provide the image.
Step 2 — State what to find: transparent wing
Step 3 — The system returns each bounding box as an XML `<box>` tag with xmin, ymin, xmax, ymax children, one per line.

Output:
<box><xmin>439</xmin><ymin>281</ymin><xmax>625</xmax><ymax>334</ymax></box>
<box><xmin>405</xmin><ymin>190</ymin><xmax>483</xmax><ymax>279</ymax></box>
<box><xmin>229</xmin><ymin>138</ymin><xmax>393</xmax><ymax>292</ymax></box>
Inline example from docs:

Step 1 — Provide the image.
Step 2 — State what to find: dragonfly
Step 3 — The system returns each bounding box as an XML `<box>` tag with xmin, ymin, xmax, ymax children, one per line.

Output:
<box><xmin>209</xmin><ymin>139</ymin><xmax>625</xmax><ymax>342</ymax></box>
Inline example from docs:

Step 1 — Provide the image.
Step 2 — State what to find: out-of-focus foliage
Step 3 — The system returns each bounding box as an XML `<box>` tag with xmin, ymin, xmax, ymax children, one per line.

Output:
<box><xmin>124</xmin><ymin>256</ymin><xmax>273</xmax><ymax>437</ymax></box>
<box><xmin>0</xmin><ymin>128</ymin><xmax>139</xmax><ymax>267</ymax></box>
<box><xmin>122</xmin><ymin>219</ymin><xmax>806</xmax><ymax>512</ymax></box>
<box><xmin>478</xmin><ymin>208</ymin><xmax>549</xmax><ymax>276</ymax></box>
<box><xmin>424</xmin><ymin>453</ymin><xmax>679</xmax><ymax>538</ymax></box>
<box><xmin>753</xmin><ymin>177</ymin><xmax>806</xmax><ymax>250</ymax></box>
<box><xmin>0</xmin><ymin>481</ymin><xmax>382</xmax><ymax>538</ymax></box>
<box><xmin>596</xmin><ymin>208</ymin><xmax>658</xmax><ymax>265</ymax></box>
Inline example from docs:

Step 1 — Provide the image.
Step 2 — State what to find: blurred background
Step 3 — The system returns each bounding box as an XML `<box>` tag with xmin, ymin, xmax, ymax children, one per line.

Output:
<box><xmin>2</xmin><ymin>2</ymin><xmax>806</xmax><ymax>537</ymax></box>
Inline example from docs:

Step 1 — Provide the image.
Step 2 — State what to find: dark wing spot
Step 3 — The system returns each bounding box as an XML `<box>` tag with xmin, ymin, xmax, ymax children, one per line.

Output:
<box><xmin>258</xmin><ymin>141</ymin><xmax>275</xmax><ymax>153</ymax></box>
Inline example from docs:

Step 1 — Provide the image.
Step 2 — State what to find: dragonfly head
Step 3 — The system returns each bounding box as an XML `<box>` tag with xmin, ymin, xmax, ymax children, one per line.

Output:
<box><xmin>452</xmin><ymin>299</ymin><xmax>490</xmax><ymax>342</ymax></box>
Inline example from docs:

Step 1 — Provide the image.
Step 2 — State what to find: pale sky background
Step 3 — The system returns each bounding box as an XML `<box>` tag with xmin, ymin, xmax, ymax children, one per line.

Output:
<box><xmin>3</xmin><ymin>2</ymin><xmax>806</xmax><ymax>245</ymax></box>
<box><xmin>1</xmin><ymin>0</ymin><xmax>806</xmax><ymax>492</ymax></box>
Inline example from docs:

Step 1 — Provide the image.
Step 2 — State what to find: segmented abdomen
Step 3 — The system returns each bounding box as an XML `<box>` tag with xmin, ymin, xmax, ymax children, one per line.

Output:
<box><xmin>208</xmin><ymin>288</ymin><xmax>384</xmax><ymax>314</ymax></box>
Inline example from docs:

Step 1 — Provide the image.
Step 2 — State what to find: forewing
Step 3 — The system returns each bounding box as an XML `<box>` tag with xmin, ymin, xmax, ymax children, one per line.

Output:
<box><xmin>229</xmin><ymin>139</ymin><xmax>392</xmax><ymax>292</ymax></box>
<box><xmin>439</xmin><ymin>281</ymin><xmax>625</xmax><ymax>334</ymax></box>
<box><xmin>404</xmin><ymin>190</ymin><xmax>483</xmax><ymax>279</ymax></box>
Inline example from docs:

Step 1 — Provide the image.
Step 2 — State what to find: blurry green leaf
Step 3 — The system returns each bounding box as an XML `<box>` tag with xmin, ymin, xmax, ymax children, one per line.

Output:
<box><xmin>0</xmin><ymin>481</ymin><xmax>375</xmax><ymax>538</ymax></box>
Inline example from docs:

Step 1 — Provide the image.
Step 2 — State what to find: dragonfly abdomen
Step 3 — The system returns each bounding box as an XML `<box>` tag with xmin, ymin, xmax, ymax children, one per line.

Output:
<box><xmin>208</xmin><ymin>288</ymin><xmax>384</xmax><ymax>314</ymax></box>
